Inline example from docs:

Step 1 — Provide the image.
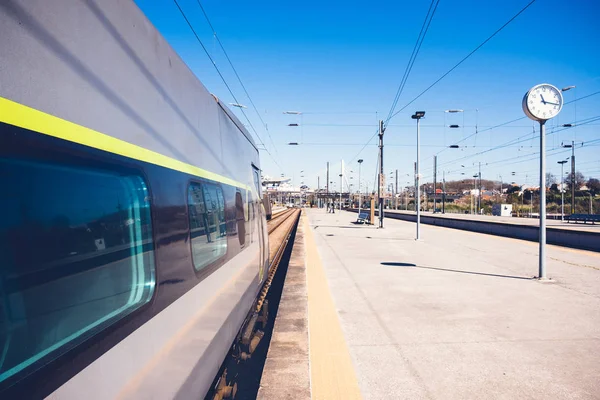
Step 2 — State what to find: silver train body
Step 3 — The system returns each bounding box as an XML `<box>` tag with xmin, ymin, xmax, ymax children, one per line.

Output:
<box><xmin>0</xmin><ymin>0</ymin><xmax>269</xmax><ymax>398</ymax></box>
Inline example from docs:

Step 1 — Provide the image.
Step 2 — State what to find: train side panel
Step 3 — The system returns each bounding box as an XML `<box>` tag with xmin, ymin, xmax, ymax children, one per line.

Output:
<box><xmin>0</xmin><ymin>0</ymin><xmax>268</xmax><ymax>398</ymax></box>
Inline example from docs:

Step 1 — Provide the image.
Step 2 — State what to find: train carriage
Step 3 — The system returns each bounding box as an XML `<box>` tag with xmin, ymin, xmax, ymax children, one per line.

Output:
<box><xmin>0</xmin><ymin>0</ymin><xmax>269</xmax><ymax>398</ymax></box>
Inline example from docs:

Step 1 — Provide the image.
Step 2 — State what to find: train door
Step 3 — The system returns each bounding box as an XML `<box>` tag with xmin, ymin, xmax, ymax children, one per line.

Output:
<box><xmin>252</xmin><ymin>165</ymin><xmax>268</xmax><ymax>282</ymax></box>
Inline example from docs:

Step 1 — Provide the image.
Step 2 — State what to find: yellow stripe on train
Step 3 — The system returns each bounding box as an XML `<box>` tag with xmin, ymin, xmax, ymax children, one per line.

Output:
<box><xmin>0</xmin><ymin>96</ymin><xmax>251</xmax><ymax>190</ymax></box>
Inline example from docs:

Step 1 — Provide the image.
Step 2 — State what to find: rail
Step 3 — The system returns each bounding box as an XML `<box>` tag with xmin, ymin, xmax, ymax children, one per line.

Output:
<box><xmin>208</xmin><ymin>209</ymin><xmax>301</xmax><ymax>400</ymax></box>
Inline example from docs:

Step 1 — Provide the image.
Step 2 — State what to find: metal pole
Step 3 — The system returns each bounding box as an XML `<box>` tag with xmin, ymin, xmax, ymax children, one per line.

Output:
<box><xmin>571</xmin><ymin>141</ymin><xmax>575</xmax><ymax>214</ymax></box>
<box><xmin>416</xmin><ymin>118</ymin><xmax>421</xmax><ymax>239</ymax></box>
<box><xmin>378</xmin><ymin>120</ymin><xmax>385</xmax><ymax>228</ymax></box>
<box><xmin>358</xmin><ymin>162</ymin><xmax>362</xmax><ymax>214</ymax></box>
<box><xmin>339</xmin><ymin>160</ymin><xmax>342</xmax><ymax>211</ymax></box>
<box><xmin>442</xmin><ymin>171</ymin><xmax>446</xmax><ymax>213</ymax></box>
<box><xmin>414</xmin><ymin>162</ymin><xmax>417</xmax><ymax>212</ymax></box>
<box><xmin>539</xmin><ymin>121</ymin><xmax>547</xmax><ymax>279</ymax></box>
<box><xmin>433</xmin><ymin>156</ymin><xmax>437</xmax><ymax>213</ymax></box>
<box><xmin>326</xmin><ymin>162</ymin><xmax>329</xmax><ymax>196</ymax></box>
<box><xmin>395</xmin><ymin>169</ymin><xmax>398</xmax><ymax>210</ymax></box>
<box><xmin>478</xmin><ymin>162</ymin><xmax>482</xmax><ymax>214</ymax></box>
<box><xmin>561</xmin><ymin>162</ymin><xmax>565</xmax><ymax>221</ymax></box>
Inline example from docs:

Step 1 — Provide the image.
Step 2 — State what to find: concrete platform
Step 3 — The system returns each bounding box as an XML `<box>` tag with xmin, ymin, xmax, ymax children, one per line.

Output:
<box><xmin>386</xmin><ymin>209</ymin><xmax>600</xmax><ymax>233</ymax></box>
<box><xmin>305</xmin><ymin>209</ymin><xmax>600</xmax><ymax>399</ymax></box>
<box><xmin>350</xmin><ymin>209</ymin><xmax>600</xmax><ymax>252</ymax></box>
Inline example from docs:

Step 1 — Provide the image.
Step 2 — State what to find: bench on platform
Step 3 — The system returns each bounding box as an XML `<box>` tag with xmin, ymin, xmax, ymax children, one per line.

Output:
<box><xmin>565</xmin><ymin>214</ymin><xmax>600</xmax><ymax>224</ymax></box>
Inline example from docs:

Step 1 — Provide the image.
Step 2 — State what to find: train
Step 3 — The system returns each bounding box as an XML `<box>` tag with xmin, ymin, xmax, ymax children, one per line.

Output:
<box><xmin>0</xmin><ymin>1</ymin><xmax>269</xmax><ymax>398</ymax></box>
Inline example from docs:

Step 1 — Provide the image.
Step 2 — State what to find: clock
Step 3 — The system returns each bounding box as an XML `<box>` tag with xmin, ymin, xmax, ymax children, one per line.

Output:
<box><xmin>522</xmin><ymin>83</ymin><xmax>563</xmax><ymax>121</ymax></box>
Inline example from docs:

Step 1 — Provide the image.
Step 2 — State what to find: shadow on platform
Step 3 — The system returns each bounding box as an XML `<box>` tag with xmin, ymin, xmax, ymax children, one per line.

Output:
<box><xmin>312</xmin><ymin>224</ymin><xmax>370</xmax><ymax>229</ymax></box>
<box><xmin>381</xmin><ymin>262</ymin><xmax>533</xmax><ymax>281</ymax></box>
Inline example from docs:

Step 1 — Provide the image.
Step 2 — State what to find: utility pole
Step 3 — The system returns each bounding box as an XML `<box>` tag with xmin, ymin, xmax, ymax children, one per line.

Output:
<box><xmin>558</xmin><ymin>160</ymin><xmax>567</xmax><ymax>221</ymax></box>
<box><xmin>339</xmin><ymin>159</ymin><xmax>343</xmax><ymax>211</ymax></box>
<box><xmin>317</xmin><ymin>176</ymin><xmax>320</xmax><ymax>207</ymax></box>
<box><xmin>433</xmin><ymin>156</ymin><xmax>437</xmax><ymax>212</ymax></box>
<box><xmin>358</xmin><ymin>159</ymin><xmax>363</xmax><ymax>214</ymax></box>
<box><xmin>395</xmin><ymin>169</ymin><xmax>398</xmax><ymax>210</ymax></box>
<box><xmin>442</xmin><ymin>171</ymin><xmax>446</xmax><ymax>213</ymax></box>
<box><xmin>378</xmin><ymin>120</ymin><xmax>385</xmax><ymax>228</ymax></box>
<box><xmin>570</xmin><ymin>141</ymin><xmax>575</xmax><ymax>214</ymax></box>
<box><xmin>478</xmin><ymin>162</ymin><xmax>482</xmax><ymax>214</ymax></box>
<box><xmin>326</xmin><ymin>162</ymin><xmax>330</xmax><ymax>197</ymax></box>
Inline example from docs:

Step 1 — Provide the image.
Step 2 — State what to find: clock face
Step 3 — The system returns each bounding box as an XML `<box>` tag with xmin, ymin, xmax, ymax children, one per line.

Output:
<box><xmin>523</xmin><ymin>84</ymin><xmax>563</xmax><ymax>121</ymax></box>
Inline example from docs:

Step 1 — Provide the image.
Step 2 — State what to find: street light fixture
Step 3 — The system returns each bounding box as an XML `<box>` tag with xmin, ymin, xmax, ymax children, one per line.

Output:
<box><xmin>411</xmin><ymin>111</ymin><xmax>426</xmax><ymax>240</ymax></box>
<box><xmin>449</xmin><ymin>124</ymin><xmax>460</xmax><ymax>128</ymax></box>
<box><xmin>449</xmin><ymin>145</ymin><xmax>460</xmax><ymax>149</ymax></box>
<box><xmin>561</xmin><ymin>86</ymin><xmax>576</xmax><ymax>92</ymax></box>
<box><xmin>229</xmin><ymin>103</ymin><xmax>247</xmax><ymax>108</ymax></box>
<box><xmin>283</xmin><ymin>111</ymin><xmax>302</xmax><ymax>114</ymax></box>
<box><xmin>445</xmin><ymin>109</ymin><xmax>464</xmax><ymax>113</ymax></box>
<box><xmin>562</xmin><ymin>124</ymin><xmax>573</xmax><ymax>127</ymax></box>
<box><xmin>288</xmin><ymin>123</ymin><xmax>299</xmax><ymax>127</ymax></box>
<box><xmin>288</xmin><ymin>142</ymin><xmax>299</xmax><ymax>146</ymax></box>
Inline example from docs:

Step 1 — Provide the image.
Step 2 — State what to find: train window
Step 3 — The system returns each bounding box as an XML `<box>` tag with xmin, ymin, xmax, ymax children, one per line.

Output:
<box><xmin>0</xmin><ymin>158</ymin><xmax>155</xmax><ymax>386</ymax></box>
<box><xmin>252</xmin><ymin>167</ymin><xmax>262</xmax><ymax>197</ymax></box>
<box><xmin>235</xmin><ymin>191</ymin><xmax>245</xmax><ymax>246</ymax></box>
<box><xmin>188</xmin><ymin>183</ymin><xmax>227</xmax><ymax>271</ymax></box>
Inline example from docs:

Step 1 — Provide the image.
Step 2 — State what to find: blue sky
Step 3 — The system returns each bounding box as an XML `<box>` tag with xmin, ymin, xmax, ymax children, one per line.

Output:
<box><xmin>136</xmin><ymin>0</ymin><xmax>600</xmax><ymax>191</ymax></box>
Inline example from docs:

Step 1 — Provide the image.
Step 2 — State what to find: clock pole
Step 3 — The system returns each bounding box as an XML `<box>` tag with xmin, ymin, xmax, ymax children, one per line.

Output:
<box><xmin>523</xmin><ymin>83</ymin><xmax>563</xmax><ymax>280</ymax></box>
<box><xmin>539</xmin><ymin>120</ymin><xmax>547</xmax><ymax>279</ymax></box>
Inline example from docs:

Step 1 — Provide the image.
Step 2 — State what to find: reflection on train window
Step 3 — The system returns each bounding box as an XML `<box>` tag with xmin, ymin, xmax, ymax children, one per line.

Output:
<box><xmin>188</xmin><ymin>183</ymin><xmax>227</xmax><ymax>271</ymax></box>
<box><xmin>244</xmin><ymin>190</ymin><xmax>249</xmax><ymax>222</ymax></box>
<box><xmin>235</xmin><ymin>191</ymin><xmax>246</xmax><ymax>247</ymax></box>
<box><xmin>0</xmin><ymin>158</ymin><xmax>155</xmax><ymax>385</ymax></box>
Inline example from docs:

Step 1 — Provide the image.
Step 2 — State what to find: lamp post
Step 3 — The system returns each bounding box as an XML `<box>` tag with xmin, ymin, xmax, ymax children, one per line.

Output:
<box><xmin>358</xmin><ymin>159</ymin><xmax>364</xmax><ymax>213</ymax></box>
<box><xmin>412</xmin><ymin>111</ymin><xmax>425</xmax><ymax>240</ymax></box>
<box><xmin>557</xmin><ymin>159</ymin><xmax>568</xmax><ymax>221</ymax></box>
<box><xmin>339</xmin><ymin>173</ymin><xmax>343</xmax><ymax>211</ymax></box>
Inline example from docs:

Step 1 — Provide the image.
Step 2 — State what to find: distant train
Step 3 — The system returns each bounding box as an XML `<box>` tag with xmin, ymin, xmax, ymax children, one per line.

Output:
<box><xmin>0</xmin><ymin>1</ymin><xmax>269</xmax><ymax>398</ymax></box>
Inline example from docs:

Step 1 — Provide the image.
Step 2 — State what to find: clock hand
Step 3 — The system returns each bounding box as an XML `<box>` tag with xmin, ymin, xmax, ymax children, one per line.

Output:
<box><xmin>545</xmin><ymin>101</ymin><xmax>560</xmax><ymax>106</ymax></box>
<box><xmin>540</xmin><ymin>94</ymin><xmax>546</xmax><ymax>104</ymax></box>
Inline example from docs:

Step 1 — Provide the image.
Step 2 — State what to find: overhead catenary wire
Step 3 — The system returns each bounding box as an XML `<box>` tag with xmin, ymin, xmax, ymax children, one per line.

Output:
<box><xmin>385</xmin><ymin>0</ymin><xmax>440</xmax><ymax>124</ymax></box>
<box><xmin>421</xmin><ymin>91</ymin><xmax>600</xmax><ymax>175</ymax></box>
<box><xmin>387</xmin><ymin>0</ymin><xmax>538</xmax><ymax>122</ymax></box>
<box><xmin>172</xmin><ymin>0</ymin><xmax>283</xmax><ymax>171</ymax></box>
<box><xmin>193</xmin><ymin>0</ymin><xmax>279</xmax><ymax>156</ymax></box>
<box><xmin>347</xmin><ymin>0</ymin><xmax>538</xmax><ymax>166</ymax></box>
<box><xmin>428</xmin><ymin>116</ymin><xmax>600</xmax><ymax>179</ymax></box>
<box><xmin>436</xmin><ymin>89</ymin><xmax>600</xmax><ymax>158</ymax></box>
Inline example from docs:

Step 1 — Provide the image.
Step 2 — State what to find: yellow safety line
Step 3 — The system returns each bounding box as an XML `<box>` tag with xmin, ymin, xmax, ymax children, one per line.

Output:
<box><xmin>0</xmin><ymin>96</ymin><xmax>251</xmax><ymax>190</ymax></box>
<box><xmin>303</xmin><ymin>213</ymin><xmax>362</xmax><ymax>400</ymax></box>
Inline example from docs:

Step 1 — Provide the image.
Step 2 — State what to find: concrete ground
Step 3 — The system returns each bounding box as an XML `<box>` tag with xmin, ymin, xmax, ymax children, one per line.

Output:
<box><xmin>306</xmin><ymin>209</ymin><xmax>600</xmax><ymax>400</ymax></box>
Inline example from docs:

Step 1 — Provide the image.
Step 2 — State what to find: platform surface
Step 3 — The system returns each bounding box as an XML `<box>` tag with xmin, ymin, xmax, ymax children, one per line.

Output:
<box><xmin>306</xmin><ymin>208</ymin><xmax>600</xmax><ymax>399</ymax></box>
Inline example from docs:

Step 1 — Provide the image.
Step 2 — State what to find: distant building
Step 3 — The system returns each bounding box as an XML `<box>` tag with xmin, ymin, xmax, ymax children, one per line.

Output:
<box><xmin>492</xmin><ymin>204</ymin><xmax>512</xmax><ymax>217</ymax></box>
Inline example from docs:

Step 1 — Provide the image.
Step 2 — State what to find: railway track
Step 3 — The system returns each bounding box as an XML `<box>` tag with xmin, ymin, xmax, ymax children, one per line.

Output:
<box><xmin>207</xmin><ymin>209</ymin><xmax>302</xmax><ymax>400</ymax></box>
